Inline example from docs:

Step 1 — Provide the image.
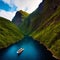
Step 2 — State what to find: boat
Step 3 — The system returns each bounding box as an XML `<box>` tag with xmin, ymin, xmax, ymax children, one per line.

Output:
<box><xmin>17</xmin><ymin>48</ymin><xmax>24</xmax><ymax>54</ymax></box>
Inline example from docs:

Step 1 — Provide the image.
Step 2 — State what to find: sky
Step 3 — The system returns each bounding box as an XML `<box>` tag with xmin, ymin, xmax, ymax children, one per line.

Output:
<box><xmin>0</xmin><ymin>0</ymin><xmax>42</xmax><ymax>21</ymax></box>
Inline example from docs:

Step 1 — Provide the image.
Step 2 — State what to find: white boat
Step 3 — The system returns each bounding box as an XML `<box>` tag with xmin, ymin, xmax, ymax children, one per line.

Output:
<box><xmin>17</xmin><ymin>48</ymin><xmax>24</xmax><ymax>54</ymax></box>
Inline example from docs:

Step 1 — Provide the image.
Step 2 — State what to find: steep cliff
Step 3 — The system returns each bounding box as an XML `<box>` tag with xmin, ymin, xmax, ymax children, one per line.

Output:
<box><xmin>29</xmin><ymin>0</ymin><xmax>60</xmax><ymax>59</ymax></box>
<box><xmin>12</xmin><ymin>10</ymin><xmax>29</xmax><ymax>26</ymax></box>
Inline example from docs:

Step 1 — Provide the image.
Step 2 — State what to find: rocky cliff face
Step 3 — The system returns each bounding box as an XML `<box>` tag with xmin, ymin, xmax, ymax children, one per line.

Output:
<box><xmin>12</xmin><ymin>10</ymin><xmax>29</xmax><ymax>26</ymax></box>
<box><xmin>12</xmin><ymin>11</ymin><xmax>22</xmax><ymax>26</ymax></box>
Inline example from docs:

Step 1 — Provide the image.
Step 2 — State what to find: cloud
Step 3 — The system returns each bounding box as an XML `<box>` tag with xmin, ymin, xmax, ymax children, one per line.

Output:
<box><xmin>0</xmin><ymin>10</ymin><xmax>16</xmax><ymax>21</ymax></box>
<box><xmin>2</xmin><ymin>0</ymin><xmax>42</xmax><ymax>13</ymax></box>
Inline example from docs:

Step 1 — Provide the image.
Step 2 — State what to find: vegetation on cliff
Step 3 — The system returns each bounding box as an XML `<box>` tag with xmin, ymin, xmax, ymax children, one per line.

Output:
<box><xmin>0</xmin><ymin>17</ymin><xmax>23</xmax><ymax>49</ymax></box>
<box><xmin>2</xmin><ymin>0</ymin><xmax>60</xmax><ymax>59</ymax></box>
<box><xmin>19</xmin><ymin>0</ymin><xmax>60</xmax><ymax>59</ymax></box>
<box><xmin>30</xmin><ymin>7</ymin><xmax>60</xmax><ymax>59</ymax></box>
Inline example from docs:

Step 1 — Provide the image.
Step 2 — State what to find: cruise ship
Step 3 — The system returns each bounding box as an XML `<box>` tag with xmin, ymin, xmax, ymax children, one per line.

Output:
<box><xmin>17</xmin><ymin>48</ymin><xmax>24</xmax><ymax>54</ymax></box>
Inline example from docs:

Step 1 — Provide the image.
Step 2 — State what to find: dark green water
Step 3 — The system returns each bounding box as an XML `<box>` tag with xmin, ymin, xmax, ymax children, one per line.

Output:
<box><xmin>0</xmin><ymin>36</ymin><xmax>57</xmax><ymax>60</ymax></box>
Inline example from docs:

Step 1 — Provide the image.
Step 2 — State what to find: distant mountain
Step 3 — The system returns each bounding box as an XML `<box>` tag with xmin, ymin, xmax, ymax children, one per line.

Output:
<box><xmin>12</xmin><ymin>10</ymin><xmax>29</xmax><ymax>26</ymax></box>
<box><xmin>0</xmin><ymin>17</ymin><xmax>23</xmax><ymax>49</ymax></box>
<box><xmin>19</xmin><ymin>0</ymin><xmax>60</xmax><ymax>59</ymax></box>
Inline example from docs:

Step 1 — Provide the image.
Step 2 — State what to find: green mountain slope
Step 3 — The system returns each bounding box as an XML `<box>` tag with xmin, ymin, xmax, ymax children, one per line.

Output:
<box><xmin>18</xmin><ymin>10</ymin><xmax>30</xmax><ymax>35</ymax></box>
<box><xmin>19</xmin><ymin>0</ymin><xmax>60</xmax><ymax>35</ymax></box>
<box><xmin>30</xmin><ymin>7</ymin><xmax>60</xmax><ymax>59</ymax></box>
<box><xmin>20</xmin><ymin>0</ymin><xmax>60</xmax><ymax>59</ymax></box>
<box><xmin>0</xmin><ymin>17</ymin><xmax>23</xmax><ymax>49</ymax></box>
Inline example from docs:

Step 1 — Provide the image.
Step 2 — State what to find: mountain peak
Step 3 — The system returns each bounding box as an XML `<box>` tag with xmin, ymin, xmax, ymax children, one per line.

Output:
<box><xmin>12</xmin><ymin>10</ymin><xmax>29</xmax><ymax>26</ymax></box>
<box><xmin>19</xmin><ymin>10</ymin><xmax>29</xmax><ymax>16</ymax></box>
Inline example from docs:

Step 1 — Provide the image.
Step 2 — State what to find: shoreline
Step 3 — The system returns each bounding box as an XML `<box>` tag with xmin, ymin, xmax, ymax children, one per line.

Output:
<box><xmin>38</xmin><ymin>40</ymin><xmax>60</xmax><ymax>60</ymax></box>
<box><xmin>0</xmin><ymin>37</ymin><xmax>60</xmax><ymax>60</ymax></box>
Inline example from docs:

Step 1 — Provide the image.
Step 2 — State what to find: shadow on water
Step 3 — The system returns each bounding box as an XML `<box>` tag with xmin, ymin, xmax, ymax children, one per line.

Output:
<box><xmin>0</xmin><ymin>36</ymin><xmax>58</xmax><ymax>60</ymax></box>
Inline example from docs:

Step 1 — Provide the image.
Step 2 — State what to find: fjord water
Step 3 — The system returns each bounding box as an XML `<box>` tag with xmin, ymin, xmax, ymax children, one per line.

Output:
<box><xmin>0</xmin><ymin>36</ymin><xmax>57</xmax><ymax>60</ymax></box>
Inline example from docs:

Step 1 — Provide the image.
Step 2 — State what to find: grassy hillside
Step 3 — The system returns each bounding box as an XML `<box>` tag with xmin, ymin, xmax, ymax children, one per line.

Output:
<box><xmin>30</xmin><ymin>6</ymin><xmax>60</xmax><ymax>59</ymax></box>
<box><xmin>0</xmin><ymin>17</ymin><xmax>23</xmax><ymax>49</ymax></box>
